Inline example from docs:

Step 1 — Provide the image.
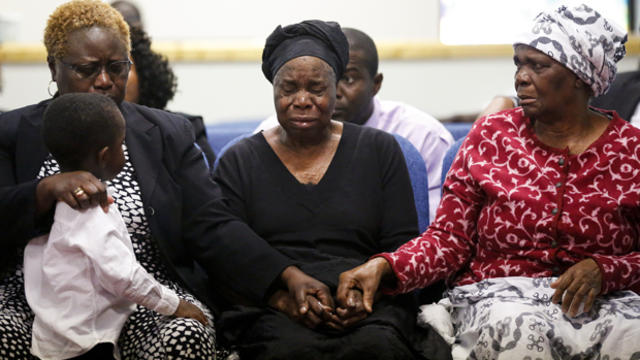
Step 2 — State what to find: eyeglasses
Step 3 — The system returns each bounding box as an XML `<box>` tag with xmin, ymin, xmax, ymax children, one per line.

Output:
<box><xmin>58</xmin><ymin>59</ymin><xmax>132</xmax><ymax>79</ymax></box>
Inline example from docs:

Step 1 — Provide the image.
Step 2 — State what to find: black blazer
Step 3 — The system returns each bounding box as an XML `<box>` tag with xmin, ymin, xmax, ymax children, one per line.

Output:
<box><xmin>591</xmin><ymin>70</ymin><xmax>640</xmax><ymax>121</ymax></box>
<box><xmin>0</xmin><ymin>100</ymin><xmax>293</xmax><ymax>310</ymax></box>
<box><xmin>172</xmin><ymin>111</ymin><xmax>216</xmax><ymax>170</ymax></box>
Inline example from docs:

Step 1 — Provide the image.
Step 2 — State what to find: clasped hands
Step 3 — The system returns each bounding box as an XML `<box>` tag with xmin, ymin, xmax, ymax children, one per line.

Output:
<box><xmin>271</xmin><ymin>266</ymin><xmax>375</xmax><ymax>330</ymax></box>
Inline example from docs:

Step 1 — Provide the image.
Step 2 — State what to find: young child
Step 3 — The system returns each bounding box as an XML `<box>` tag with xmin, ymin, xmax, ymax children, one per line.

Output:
<box><xmin>23</xmin><ymin>93</ymin><xmax>207</xmax><ymax>360</ymax></box>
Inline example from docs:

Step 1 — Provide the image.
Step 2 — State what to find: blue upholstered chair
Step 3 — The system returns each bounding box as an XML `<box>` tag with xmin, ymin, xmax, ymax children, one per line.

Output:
<box><xmin>212</xmin><ymin>133</ymin><xmax>252</xmax><ymax>170</ymax></box>
<box><xmin>441</xmin><ymin>137</ymin><xmax>465</xmax><ymax>187</ymax></box>
<box><xmin>205</xmin><ymin>120</ymin><xmax>261</xmax><ymax>156</ymax></box>
<box><xmin>211</xmin><ymin>132</ymin><xmax>430</xmax><ymax>233</ymax></box>
<box><xmin>443</xmin><ymin>122</ymin><xmax>473</xmax><ymax>141</ymax></box>
<box><xmin>392</xmin><ymin>134</ymin><xmax>430</xmax><ymax>232</ymax></box>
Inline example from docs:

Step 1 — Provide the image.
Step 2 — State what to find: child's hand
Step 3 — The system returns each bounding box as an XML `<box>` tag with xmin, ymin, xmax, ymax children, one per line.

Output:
<box><xmin>173</xmin><ymin>299</ymin><xmax>208</xmax><ymax>326</ymax></box>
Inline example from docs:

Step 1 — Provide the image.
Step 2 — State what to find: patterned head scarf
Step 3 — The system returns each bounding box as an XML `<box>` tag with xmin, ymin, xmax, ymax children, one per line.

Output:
<box><xmin>513</xmin><ymin>4</ymin><xmax>627</xmax><ymax>97</ymax></box>
<box><xmin>261</xmin><ymin>20</ymin><xmax>349</xmax><ymax>83</ymax></box>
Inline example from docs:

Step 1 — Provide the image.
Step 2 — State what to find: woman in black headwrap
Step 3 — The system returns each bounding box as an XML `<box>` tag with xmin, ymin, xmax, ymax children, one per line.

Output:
<box><xmin>213</xmin><ymin>20</ymin><xmax>450</xmax><ymax>360</ymax></box>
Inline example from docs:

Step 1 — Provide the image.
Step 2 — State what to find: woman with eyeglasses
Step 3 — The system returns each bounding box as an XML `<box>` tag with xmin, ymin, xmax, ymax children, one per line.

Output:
<box><xmin>0</xmin><ymin>0</ymin><xmax>325</xmax><ymax>359</ymax></box>
<box><xmin>0</xmin><ymin>1</ymin><xmax>215</xmax><ymax>359</ymax></box>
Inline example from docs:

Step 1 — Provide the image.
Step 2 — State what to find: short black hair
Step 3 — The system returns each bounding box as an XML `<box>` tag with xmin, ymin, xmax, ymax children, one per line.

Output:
<box><xmin>342</xmin><ymin>28</ymin><xmax>378</xmax><ymax>77</ymax></box>
<box><xmin>130</xmin><ymin>26</ymin><xmax>177</xmax><ymax>109</ymax></box>
<box><xmin>43</xmin><ymin>93</ymin><xmax>124</xmax><ymax>171</ymax></box>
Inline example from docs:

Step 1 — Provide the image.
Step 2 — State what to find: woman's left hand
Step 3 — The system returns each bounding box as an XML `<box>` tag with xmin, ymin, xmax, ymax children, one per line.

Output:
<box><xmin>550</xmin><ymin>258</ymin><xmax>602</xmax><ymax>317</ymax></box>
<box><xmin>335</xmin><ymin>289</ymin><xmax>369</xmax><ymax>328</ymax></box>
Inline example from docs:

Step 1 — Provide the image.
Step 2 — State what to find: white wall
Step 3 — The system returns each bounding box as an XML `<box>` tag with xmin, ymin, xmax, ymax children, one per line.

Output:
<box><xmin>1</xmin><ymin>0</ymin><xmax>638</xmax><ymax>122</ymax></box>
<box><xmin>0</xmin><ymin>0</ymin><xmax>440</xmax><ymax>43</ymax></box>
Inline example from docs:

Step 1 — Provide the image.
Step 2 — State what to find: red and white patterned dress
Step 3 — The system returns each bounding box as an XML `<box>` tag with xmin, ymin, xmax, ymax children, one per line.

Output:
<box><xmin>380</xmin><ymin>107</ymin><xmax>640</xmax><ymax>295</ymax></box>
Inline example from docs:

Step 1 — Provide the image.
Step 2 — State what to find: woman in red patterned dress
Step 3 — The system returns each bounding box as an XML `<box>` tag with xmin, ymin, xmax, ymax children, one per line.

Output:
<box><xmin>337</xmin><ymin>4</ymin><xmax>640</xmax><ymax>359</ymax></box>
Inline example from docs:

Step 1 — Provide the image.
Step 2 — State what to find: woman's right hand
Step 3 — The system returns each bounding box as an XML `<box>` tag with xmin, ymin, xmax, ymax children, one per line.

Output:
<box><xmin>336</xmin><ymin>257</ymin><xmax>393</xmax><ymax>314</ymax></box>
<box><xmin>36</xmin><ymin>171</ymin><xmax>111</xmax><ymax>215</ymax></box>
<box><xmin>173</xmin><ymin>299</ymin><xmax>208</xmax><ymax>326</ymax></box>
<box><xmin>550</xmin><ymin>258</ymin><xmax>602</xmax><ymax>317</ymax></box>
<box><xmin>268</xmin><ymin>289</ymin><xmax>341</xmax><ymax>329</ymax></box>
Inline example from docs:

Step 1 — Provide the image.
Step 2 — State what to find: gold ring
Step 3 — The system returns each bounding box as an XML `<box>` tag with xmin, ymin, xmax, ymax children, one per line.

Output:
<box><xmin>73</xmin><ymin>187</ymin><xmax>85</xmax><ymax>196</ymax></box>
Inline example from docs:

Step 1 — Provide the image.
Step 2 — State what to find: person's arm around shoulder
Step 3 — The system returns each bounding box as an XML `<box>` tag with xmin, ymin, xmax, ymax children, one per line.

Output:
<box><xmin>0</xmin><ymin>107</ymin><xmax>109</xmax><ymax>249</ymax></box>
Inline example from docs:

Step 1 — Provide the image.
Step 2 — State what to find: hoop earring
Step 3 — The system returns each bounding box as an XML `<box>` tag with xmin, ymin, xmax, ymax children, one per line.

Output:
<box><xmin>47</xmin><ymin>80</ymin><xmax>57</xmax><ymax>97</ymax></box>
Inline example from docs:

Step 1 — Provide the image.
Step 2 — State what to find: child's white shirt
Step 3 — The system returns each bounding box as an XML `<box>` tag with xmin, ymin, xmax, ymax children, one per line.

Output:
<box><xmin>24</xmin><ymin>201</ymin><xmax>179</xmax><ymax>360</ymax></box>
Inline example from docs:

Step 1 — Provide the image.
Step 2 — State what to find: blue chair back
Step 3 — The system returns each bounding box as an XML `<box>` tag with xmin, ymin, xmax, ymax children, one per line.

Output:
<box><xmin>206</xmin><ymin>120</ymin><xmax>260</xmax><ymax>156</ymax></box>
<box><xmin>212</xmin><ymin>133</ymin><xmax>252</xmax><ymax>170</ymax></box>
<box><xmin>443</xmin><ymin>122</ymin><xmax>473</xmax><ymax>141</ymax></box>
<box><xmin>393</xmin><ymin>134</ymin><xmax>430</xmax><ymax>232</ymax></box>
<box><xmin>441</xmin><ymin>137</ymin><xmax>465</xmax><ymax>187</ymax></box>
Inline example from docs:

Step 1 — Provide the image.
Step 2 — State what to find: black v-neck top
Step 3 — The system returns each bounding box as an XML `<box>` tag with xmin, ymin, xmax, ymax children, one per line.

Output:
<box><xmin>213</xmin><ymin>122</ymin><xmax>418</xmax><ymax>288</ymax></box>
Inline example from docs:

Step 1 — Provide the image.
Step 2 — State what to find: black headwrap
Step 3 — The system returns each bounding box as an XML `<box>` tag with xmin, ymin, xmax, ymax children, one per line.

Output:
<box><xmin>261</xmin><ymin>20</ymin><xmax>349</xmax><ymax>83</ymax></box>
